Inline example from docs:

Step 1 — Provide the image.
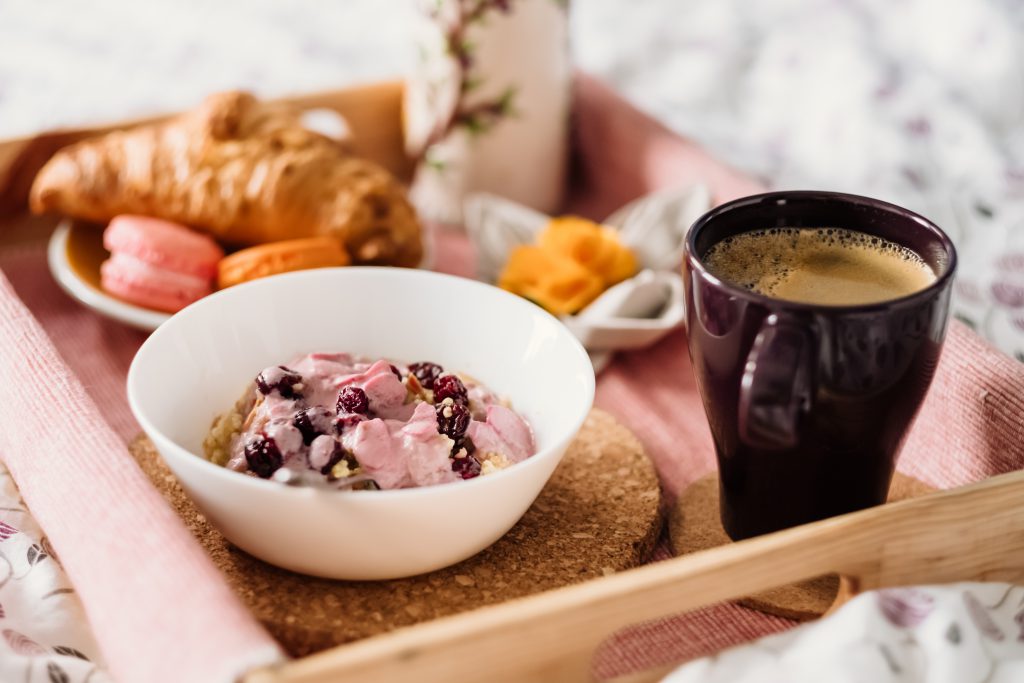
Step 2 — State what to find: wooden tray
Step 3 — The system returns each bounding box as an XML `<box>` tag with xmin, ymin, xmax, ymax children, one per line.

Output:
<box><xmin>669</xmin><ymin>472</ymin><xmax>937</xmax><ymax>621</ymax></box>
<box><xmin>2</xmin><ymin>79</ymin><xmax>1024</xmax><ymax>683</ymax></box>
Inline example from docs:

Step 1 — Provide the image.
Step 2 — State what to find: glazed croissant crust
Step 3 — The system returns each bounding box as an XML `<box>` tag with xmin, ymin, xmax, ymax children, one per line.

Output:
<box><xmin>30</xmin><ymin>91</ymin><xmax>422</xmax><ymax>267</ymax></box>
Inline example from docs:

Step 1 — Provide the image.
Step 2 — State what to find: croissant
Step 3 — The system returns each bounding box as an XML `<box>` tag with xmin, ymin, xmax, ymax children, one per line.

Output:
<box><xmin>30</xmin><ymin>91</ymin><xmax>422</xmax><ymax>267</ymax></box>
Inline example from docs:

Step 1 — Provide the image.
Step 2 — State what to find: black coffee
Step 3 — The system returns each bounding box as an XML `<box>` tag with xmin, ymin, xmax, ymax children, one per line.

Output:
<box><xmin>703</xmin><ymin>228</ymin><xmax>936</xmax><ymax>306</ymax></box>
<box><xmin>685</xmin><ymin>195</ymin><xmax>955</xmax><ymax>541</ymax></box>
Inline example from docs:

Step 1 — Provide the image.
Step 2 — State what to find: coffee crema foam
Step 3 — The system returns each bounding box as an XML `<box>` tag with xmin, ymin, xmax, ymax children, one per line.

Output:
<box><xmin>702</xmin><ymin>227</ymin><xmax>936</xmax><ymax>306</ymax></box>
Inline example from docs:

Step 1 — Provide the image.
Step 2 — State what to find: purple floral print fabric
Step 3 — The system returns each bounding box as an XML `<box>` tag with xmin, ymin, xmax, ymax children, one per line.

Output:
<box><xmin>0</xmin><ymin>468</ymin><xmax>109</xmax><ymax>683</ymax></box>
<box><xmin>665</xmin><ymin>584</ymin><xmax>1024</xmax><ymax>683</ymax></box>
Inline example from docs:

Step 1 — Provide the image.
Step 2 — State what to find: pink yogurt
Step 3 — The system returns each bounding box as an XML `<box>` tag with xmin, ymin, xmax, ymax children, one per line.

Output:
<box><xmin>226</xmin><ymin>353</ymin><xmax>535</xmax><ymax>489</ymax></box>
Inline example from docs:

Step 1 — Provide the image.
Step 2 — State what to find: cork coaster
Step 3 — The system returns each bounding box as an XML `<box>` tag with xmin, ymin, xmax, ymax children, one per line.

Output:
<box><xmin>669</xmin><ymin>472</ymin><xmax>935</xmax><ymax>621</ymax></box>
<box><xmin>130</xmin><ymin>408</ymin><xmax>663</xmax><ymax>656</ymax></box>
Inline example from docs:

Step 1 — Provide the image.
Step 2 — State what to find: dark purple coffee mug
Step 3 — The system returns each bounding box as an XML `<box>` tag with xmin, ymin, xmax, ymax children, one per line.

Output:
<box><xmin>684</xmin><ymin>191</ymin><xmax>956</xmax><ymax>540</ymax></box>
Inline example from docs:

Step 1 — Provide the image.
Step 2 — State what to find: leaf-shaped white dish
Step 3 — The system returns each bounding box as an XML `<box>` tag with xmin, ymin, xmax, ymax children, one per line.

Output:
<box><xmin>463</xmin><ymin>194</ymin><xmax>549</xmax><ymax>284</ymax></box>
<box><xmin>562</xmin><ymin>269</ymin><xmax>685</xmax><ymax>351</ymax></box>
<box><xmin>605</xmin><ymin>185</ymin><xmax>712</xmax><ymax>272</ymax></box>
<box><xmin>463</xmin><ymin>186</ymin><xmax>711</xmax><ymax>362</ymax></box>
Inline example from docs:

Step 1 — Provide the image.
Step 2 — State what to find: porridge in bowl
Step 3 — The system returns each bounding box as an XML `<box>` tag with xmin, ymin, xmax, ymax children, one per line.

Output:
<box><xmin>204</xmin><ymin>353</ymin><xmax>536</xmax><ymax>489</ymax></box>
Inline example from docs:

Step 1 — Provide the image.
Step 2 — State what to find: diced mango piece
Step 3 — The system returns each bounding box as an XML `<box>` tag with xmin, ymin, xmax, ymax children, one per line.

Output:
<box><xmin>597</xmin><ymin>226</ymin><xmax>639</xmax><ymax>285</ymax></box>
<box><xmin>539</xmin><ymin>217</ymin><xmax>606</xmax><ymax>265</ymax></box>
<box><xmin>498</xmin><ymin>245</ymin><xmax>604</xmax><ymax>315</ymax></box>
<box><xmin>538</xmin><ymin>216</ymin><xmax>637</xmax><ymax>287</ymax></box>
<box><xmin>498</xmin><ymin>216</ymin><xmax>638</xmax><ymax>315</ymax></box>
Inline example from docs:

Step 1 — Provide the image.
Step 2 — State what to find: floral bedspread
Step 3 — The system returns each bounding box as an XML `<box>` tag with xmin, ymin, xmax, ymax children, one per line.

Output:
<box><xmin>666</xmin><ymin>584</ymin><xmax>1024</xmax><ymax>683</ymax></box>
<box><xmin>0</xmin><ymin>471</ymin><xmax>108</xmax><ymax>683</ymax></box>
<box><xmin>580</xmin><ymin>0</ymin><xmax>1024</xmax><ymax>362</ymax></box>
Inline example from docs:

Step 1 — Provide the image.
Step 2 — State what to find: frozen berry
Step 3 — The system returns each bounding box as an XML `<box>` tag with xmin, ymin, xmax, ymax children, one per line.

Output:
<box><xmin>244</xmin><ymin>435</ymin><xmax>282</xmax><ymax>478</ymax></box>
<box><xmin>436</xmin><ymin>399</ymin><xmax>470</xmax><ymax>440</ymax></box>
<box><xmin>256</xmin><ymin>366</ymin><xmax>303</xmax><ymax>399</ymax></box>
<box><xmin>408</xmin><ymin>361</ymin><xmax>443</xmax><ymax>390</ymax></box>
<box><xmin>458</xmin><ymin>435</ymin><xmax>477</xmax><ymax>456</ymax></box>
<box><xmin>337</xmin><ymin>386</ymin><xmax>369</xmax><ymax>414</ymax></box>
<box><xmin>433</xmin><ymin>374</ymin><xmax>468</xmax><ymax>405</ymax></box>
<box><xmin>292</xmin><ymin>407</ymin><xmax>333</xmax><ymax>446</ymax></box>
<box><xmin>452</xmin><ymin>455</ymin><xmax>482</xmax><ymax>479</ymax></box>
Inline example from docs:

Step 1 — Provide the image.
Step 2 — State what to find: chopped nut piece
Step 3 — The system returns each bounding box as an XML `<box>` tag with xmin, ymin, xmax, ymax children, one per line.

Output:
<box><xmin>404</xmin><ymin>373</ymin><xmax>430</xmax><ymax>403</ymax></box>
<box><xmin>330</xmin><ymin>459</ymin><xmax>359</xmax><ymax>480</ymax></box>
<box><xmin>479</xmin><ymin>450</ymin><xmax>512</xmax><ymax>476</ymax></box>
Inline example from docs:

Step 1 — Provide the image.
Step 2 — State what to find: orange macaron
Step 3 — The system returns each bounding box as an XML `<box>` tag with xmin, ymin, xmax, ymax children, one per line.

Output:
<box><xmin>218</xmin><ymin>237</ymin><xmax>350</xmax><ymax>289</ymax></box>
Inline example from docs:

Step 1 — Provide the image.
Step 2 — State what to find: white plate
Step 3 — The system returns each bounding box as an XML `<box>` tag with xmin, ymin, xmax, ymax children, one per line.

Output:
<box><xmin>47</xmin><ymin>220</ymin><xmax>171</xmax><ymax>331</ymax></box>
<box><xmin>47</xmin><ymin>218</ymin><xmax>438</xmax><ymax>332</ymax></box>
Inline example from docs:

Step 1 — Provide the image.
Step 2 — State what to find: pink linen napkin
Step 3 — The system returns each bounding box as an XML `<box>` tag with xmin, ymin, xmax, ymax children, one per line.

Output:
<box><xmin>567</xmin><ymin>74</ymin><xmax>766</xmax><ymax>220</ymax></box>
<box><xmin>0</xmin><ymin>270</ymin><xmax>284</xmax><ymax>683</ymax></box>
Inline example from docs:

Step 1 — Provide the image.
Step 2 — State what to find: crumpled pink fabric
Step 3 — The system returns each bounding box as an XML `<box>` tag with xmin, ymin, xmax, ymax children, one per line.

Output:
<box><xmin>0</xmin><ymin>270</ymin><xmax>284</xmax><ymax>683</ymax></box>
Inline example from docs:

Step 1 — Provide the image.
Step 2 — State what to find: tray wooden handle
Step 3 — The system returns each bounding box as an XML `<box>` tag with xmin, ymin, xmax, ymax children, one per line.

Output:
<box><xmin>245</xmin><ymin>469</ymin><xmax>1024</xmax><ymax>683</ymax></box>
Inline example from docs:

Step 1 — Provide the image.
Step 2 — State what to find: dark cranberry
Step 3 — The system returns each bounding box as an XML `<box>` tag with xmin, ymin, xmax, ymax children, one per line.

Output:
<box><xmin>458</xmin><ymin>435</ymin><xmax>477</xmax><ymax>456</ymax></box>
<box><xmin>452</xmin><ymin>455</ymin><xmax>482</xmax><ymax>480</ymax></box>
<box><xmin>337</xmin><ymin>386</ymin><xmax>370</xmax><ymax>414</ymax></box>
<box><xmin>433</xmin><ymin>374</ymin><xmax>468</xmax><ymax>405</ymax></box>
<box><xmin>436</xmin><ymin>399</ymin><xmax>470</xmax><ymax>440</ymax></box>
<box><xmin>244</xmin><ymin>435</ymin><xmax>283</xmax><ymax>478</ymax></box>
<box><xmin>292</xmin><ymin>407</ymin><xmax>332</xmax><ymax>445</ymax></box>
<box><xmin>255</xmin><ymin>366</ymin><xmax>303</xmax><ymax>399</ymax></box>
<box><xmin>408</xmin><ymin>362</ymin><xmax>443</xmax><ymax>390</ymax></box>
<box><xmin>389</xmin><ymin>364</ymin><xmax>403</xmax><ymax>380</ymax></box>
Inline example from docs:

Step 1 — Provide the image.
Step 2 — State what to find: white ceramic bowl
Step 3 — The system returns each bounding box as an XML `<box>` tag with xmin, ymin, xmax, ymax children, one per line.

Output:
<box><xmin>127</xmin><ymin>268</ymin><xmax>595</xmax><ymax>580</ymax></box>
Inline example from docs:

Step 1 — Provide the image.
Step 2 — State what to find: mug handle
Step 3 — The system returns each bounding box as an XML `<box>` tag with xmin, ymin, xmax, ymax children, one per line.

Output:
<box><xmin>738</xmin><ymin>314</ymin><xmax>815</xmax><ymax>449</ymax></box>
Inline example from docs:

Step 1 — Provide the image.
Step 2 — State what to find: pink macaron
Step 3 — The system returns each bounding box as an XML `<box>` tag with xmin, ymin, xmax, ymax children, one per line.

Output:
<box><xmin>100</xmin><ymin>215</ymin><xmax>224</xmax><ymax>313</ymax></box>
